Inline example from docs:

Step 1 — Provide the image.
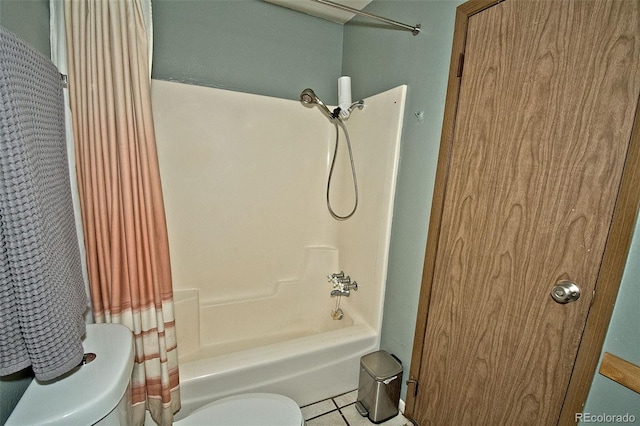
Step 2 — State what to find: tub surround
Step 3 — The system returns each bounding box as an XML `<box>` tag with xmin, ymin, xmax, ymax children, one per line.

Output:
<box><xmin>152</xmin><ymin>81</ymin><xmax>406</xmax><ymax>413</ymax></box>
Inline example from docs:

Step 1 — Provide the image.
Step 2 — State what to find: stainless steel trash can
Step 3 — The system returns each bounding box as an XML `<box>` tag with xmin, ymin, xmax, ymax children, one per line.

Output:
<box><xmin>355</xmin><ymin>350</ymin><xmax>403</xmax><ymax>424</ymax></box>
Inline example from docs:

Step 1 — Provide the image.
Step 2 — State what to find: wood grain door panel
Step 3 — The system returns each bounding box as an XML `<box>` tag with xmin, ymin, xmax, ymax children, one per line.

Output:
<box><xmin>411</xmin><ymin>0</ymin><xmax>640</xmax><ymax>424</ymax></box>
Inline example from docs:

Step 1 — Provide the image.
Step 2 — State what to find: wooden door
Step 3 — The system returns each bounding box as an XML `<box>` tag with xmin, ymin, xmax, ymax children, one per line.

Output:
<box><xmin>406</xmin><ymin>0</ymin><xmax>640</xmax><ymax>424</ymax></box>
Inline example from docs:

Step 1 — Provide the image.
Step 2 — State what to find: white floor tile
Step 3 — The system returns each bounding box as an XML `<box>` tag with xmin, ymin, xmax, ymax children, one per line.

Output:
<box><xmin>301</xmin><ymin>399</ymin><xmax>337</xmax><ymax>421</ymax></box>
<box><xmin>340</xmin><ymin>403</ymin><xmax>412</xmax><ymax>426</ymax></box>
<box><xmin>333</xmin><ymin>389</ymin><xmax>358</xmax><ymax>408</ymax></box>
<box><xmin>305</xmin><ymin>409</ymin><xmax>348</xmax><ymax>426</ymax></box>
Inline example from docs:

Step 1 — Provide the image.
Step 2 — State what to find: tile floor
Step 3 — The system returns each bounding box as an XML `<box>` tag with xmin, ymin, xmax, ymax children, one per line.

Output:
<box><xmin>302</xmin><ymin>390</ymin><xmax>412</xmax><ymax>426</ymax></box>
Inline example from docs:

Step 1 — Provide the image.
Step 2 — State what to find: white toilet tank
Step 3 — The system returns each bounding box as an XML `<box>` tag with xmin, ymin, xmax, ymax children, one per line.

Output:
<box><xmin>6</xmin><ymin>323</ymin><xmax>134</xmax><ymax>426</ymax></box>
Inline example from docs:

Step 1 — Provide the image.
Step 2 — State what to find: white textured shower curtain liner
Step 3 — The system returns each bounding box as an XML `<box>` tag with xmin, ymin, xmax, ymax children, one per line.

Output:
<box><xmin>48</xmin><ymin>0</ymin><xmax>154</xmax><ymax>320</ymax></box>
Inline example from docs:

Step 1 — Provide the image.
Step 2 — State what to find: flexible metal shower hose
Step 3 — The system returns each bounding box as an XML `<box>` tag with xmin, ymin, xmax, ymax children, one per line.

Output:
<box><xmin>327</xmin><ymin>119</ymin><xmax>358</xmax><ymax>220</ymax></box>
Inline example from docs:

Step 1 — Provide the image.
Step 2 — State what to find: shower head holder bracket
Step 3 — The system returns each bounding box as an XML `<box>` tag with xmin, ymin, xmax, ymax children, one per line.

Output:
<box><xmin>335</xmin><ymin>100</ymin><xmax>365</xmax><ymax>120</ymax></box>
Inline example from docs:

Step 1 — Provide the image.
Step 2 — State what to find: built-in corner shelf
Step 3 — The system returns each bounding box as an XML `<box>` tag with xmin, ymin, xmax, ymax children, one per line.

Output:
<box><xmin>599</xmin><ymin>352</ymin><xmax>640</xmax><ymax>394</ymax></box>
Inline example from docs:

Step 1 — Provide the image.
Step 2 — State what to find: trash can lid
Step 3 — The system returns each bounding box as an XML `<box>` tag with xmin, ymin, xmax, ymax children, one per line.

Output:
<box><xmin>361</xmin><ymin>350</ymin><xmax>402</xmax><ymax>381</ymax></box>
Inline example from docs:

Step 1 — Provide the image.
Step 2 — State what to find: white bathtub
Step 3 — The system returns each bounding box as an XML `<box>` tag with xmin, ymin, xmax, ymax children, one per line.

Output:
<box><xmin>172</xmin><ymin>246</ymin><xmax>378</xmax><ymax>419</ymax></box>
<box><xmin>174</xmin><ymin>320</ymin><xmax>377</xmax><ymax>420</ymax></box>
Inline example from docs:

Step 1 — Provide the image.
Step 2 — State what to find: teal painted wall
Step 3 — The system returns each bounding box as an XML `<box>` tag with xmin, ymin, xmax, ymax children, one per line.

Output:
<box><xmin>152</xmin><ymin>0</ymin><xmax>344</xmax><ymax>102</ymax></box>
<box><xmin>342</xmin><ymin>0</ymin><xmax>463</xmax><ymax>399</ymax></box>
<box><xmin>0</xmin><ymin>0</ymin><xmax>50</xmax><ymax>57</ymax></box>
<box><xmin>0</xmin><ymin>2</ymin><xmax>47</xmax><ymax>423</ymax></box>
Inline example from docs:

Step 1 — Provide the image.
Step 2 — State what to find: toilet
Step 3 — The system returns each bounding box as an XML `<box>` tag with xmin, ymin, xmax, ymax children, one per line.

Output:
<box><xmin>6</xmin><ymin>323</ymin><xmax>135</xmax><ymax>426</ymax></box>
<box><xmin>6</xmin><ymin>323</ymin><xmax>304</xmax><ymax>426</ymax></box>
<box><xmin>176</xmin><ymin>393</ymin><xmax>304</xmax><ymax>426</ymax></box>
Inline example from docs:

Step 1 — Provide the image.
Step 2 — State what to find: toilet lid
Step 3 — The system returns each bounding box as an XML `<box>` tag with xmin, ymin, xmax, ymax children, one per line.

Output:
<box><xmin>180</xmin><ymin>393</ymin><xmax>303</xmax><ymax>426</ymax></box>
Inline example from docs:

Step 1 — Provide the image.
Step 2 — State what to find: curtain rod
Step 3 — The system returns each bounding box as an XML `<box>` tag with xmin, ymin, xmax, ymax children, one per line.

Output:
<box><xmin>310</xmin><ymin>0</ymin><xmax>421</xmax><ymax>35</ymax></box>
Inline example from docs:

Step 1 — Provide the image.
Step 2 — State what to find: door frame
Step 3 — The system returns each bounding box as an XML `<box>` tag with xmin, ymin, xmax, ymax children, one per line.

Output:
<box><xmin>404</xmin><ymin>0</ymin><xmax>640</xmax><ymax>423</ymax></box>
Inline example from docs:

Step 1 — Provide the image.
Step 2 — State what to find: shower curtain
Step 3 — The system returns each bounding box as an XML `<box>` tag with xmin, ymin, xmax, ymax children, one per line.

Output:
<box><xmin>55</xmin><ymin>1</ymin><xmax>180</xmax><ymax>424</ymax></box>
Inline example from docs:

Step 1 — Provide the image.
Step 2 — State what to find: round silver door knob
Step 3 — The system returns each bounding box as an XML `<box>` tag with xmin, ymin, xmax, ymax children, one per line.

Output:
<box><xmin>551</xmin><ymin>281</ymin><xmax>581</xmax><ymax>304</ymax></box>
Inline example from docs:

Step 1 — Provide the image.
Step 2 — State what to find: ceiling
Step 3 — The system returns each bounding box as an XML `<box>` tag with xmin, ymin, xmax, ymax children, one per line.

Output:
<box><xmin>263</xmin><ymin>0</ymin><xmax>372</xmax><ymax>25</ymax></box>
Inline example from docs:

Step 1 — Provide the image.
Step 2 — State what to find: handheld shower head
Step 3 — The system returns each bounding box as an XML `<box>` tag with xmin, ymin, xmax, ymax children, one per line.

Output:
<box><xmin>300</xmin><ymin>88</ymin><xmax>317</xmax><ymax>105</ymax></box>
<box><xmin>300</xmin><ymin>88</ymin><xmax>335</xmax><ymax>119</ymax></box>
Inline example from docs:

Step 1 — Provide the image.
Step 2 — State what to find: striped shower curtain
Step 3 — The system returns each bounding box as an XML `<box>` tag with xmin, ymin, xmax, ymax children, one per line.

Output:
<box><xmin>62</xmin><ymin>1</ymin><xmax>180</xmax><ymax>424</ymax></box>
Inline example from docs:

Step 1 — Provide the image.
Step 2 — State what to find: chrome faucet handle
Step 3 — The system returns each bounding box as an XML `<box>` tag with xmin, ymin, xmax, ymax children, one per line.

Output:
<box><xmin>344</xmin><ymin>281</ymin><xmax>358</xmax><ymax>291</ymax></box>
<box><xmin>327</xmin><ymin>271</ymin><xmax>345</xmax><ymax>281</ymax></box>
<box><xmin>332</xmin><ymin>278</ymin><xmax>352</xmax><ymax>289</ymax></box>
